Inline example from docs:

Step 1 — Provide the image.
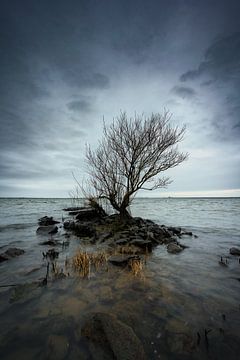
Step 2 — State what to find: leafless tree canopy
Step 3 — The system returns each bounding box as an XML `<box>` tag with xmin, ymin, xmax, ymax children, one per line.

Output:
<box><xmin>86</xmin><ymin>112</ymin><xmax>188</xmax><ymax>219</ymax></box>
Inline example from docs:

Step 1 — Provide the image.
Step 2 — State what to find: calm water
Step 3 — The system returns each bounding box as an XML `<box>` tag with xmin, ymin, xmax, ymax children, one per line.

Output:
<box><xmin>0</xmin><ymin>197</ymin><xmax>239</xmax><ymax>359</ymax></box>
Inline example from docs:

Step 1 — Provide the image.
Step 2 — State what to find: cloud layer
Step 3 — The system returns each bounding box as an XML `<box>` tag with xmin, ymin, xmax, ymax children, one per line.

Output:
<box><xmin>0</xmin><ymin>0</ymin><xmax>240</xmax><ymax>197</ymax></box>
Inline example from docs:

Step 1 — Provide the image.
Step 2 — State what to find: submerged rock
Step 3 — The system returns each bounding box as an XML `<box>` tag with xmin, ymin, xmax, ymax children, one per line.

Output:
<box><xmin>108</xmin><ymin>254</ymin><xmax>140</xmax><ymax>266</ymax></box>
<box><xmin>229</xmin><ymin>247</ymin><xmax>240</xmax><ymax>256</ymax></box>
<box><xmin>47</xmin><ymin>334</ymin><xmax>69</xmax><ymax>360</ymax></box>
<box><xmin>40</xmin><ymin>240</ymin><xmax>59</xmax><ymax>246</ymax></box>
<box><xmin>36</xmin><ymin>225</ymin><xmax>58</xmax><ymax>235</ymax></box>
<box><xmin>82</xmin><ymin>312</ymin><xmax>146</xmax><ymax>360</ymax></box>
<box><xmin>167</xmin><ymin>243</ymin><xmax>183</xmax><ymax>254</ymax></box>
<box><xmin>38</xmin><ymin>216</ymin><xmax>60</xmax><ymax>226</ymax></box>
<box><xmin>0</xmin><ymin>247</ymin><xmax>25</xmax><ymax>262</ymax></box>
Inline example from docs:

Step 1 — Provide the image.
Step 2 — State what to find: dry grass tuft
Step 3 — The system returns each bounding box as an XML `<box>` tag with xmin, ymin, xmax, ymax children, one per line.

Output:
<box><xmin>128</xmin><ymin>258</ymin><xmax>144</xmax><ymax>277</ymax></box>
<box><xmin>117</xmin><ymin>244</ymin><xmax>141</xmax><ymax>255</ymax></box>
<box><xmin>72</xmin><ymin>249</ymin><xmax>108</xmax><ymax>278</ymax></box>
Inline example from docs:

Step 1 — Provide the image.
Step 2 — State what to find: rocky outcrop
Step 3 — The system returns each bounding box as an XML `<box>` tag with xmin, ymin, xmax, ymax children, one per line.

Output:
<box><xmin>229</xmin><ymin>247</ymin><xmax>240</xmax><ymax>256</ymax></box>
<box><xmin>0</xmin><ymin>247</ymin><xmax>25</xmax><ymax>262</ymax></box>
<box><xmin>82</xmin><ymin>312</ymin><xmax>146</xmax><ymax>360</ymax></box>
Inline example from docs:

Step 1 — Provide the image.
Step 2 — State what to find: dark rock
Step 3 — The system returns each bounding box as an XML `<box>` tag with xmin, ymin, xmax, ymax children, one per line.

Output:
<box><xmin>168</xmin><ymin>226</ymin><xmax>182</xmax><ymax>236</ymax></box>
<box><xmin>63</xmin><ymin>206</ymin><xmax>86</xmax><ymax>211</ymax></box>
<box><xmin>76</xmin><ymin>208</ymin><xmax>100</xmax><ymax>221</ymax></box>
<box><xmin>167</xmin><ymin>243</ymin><xmax>183</xmax><ymax>254</ymax></box>
<box><xmin>229</xmin><ymin>247</ymin><xmax>240</xmax><ymax>256</ymax></box>
<box><xmin>115</xmin><ymin>239</ymin><xmax>128</xmax><ymax>246</ymax></box>
<box><xmin>0</xmin><ymin>254</ymin><xmax>9</xmax><ymax>262</ymax></box>
<box><xmin>130</xmin><ymin>239</ymin><xmax>152</xmax><ymax>252</ymax></box>
<box><xmin>82</xmin><ymin>312</ymin><xmax>146</xmax><ymax>360</ymax></box>
<box><xmin>74</xmin><ymin>223</ymin><xmax>96</xmax><ymax>237</ymax></box>
<box><xmin>108</xmin><ymin>255</ymin><xmax>139</xmax><ymax>267</ymax></box>
<box><xmin>36</xmin><ymin>225</ymin><xmax>58</xmax><ymax>235</ymax></box>
<box><xmin>63</xmin><ymin>220</ymin><xmax>75</xmax><ymax>230</ymax></box>
<box><xmin>0</xmin><ymin>247</ymin><xmax>25</xmax><ymax>262</ymax></box>
<box><xmin>181</xmin><ymin>231</ymin><xmax>193</xmax><ymax>236</ymax></box>
<box><xmin>40</xmin><ymin>240</ymin><xmax>59</xmax><ymax>246</ymax></box>
<box><xmin>97</xmin><ymin>232</ymin><xmax>113</xmax><ymax>244</ymax></box>
<box><xmin>38</xmin><ymin>216</ymin><xmax>60</xmax><ymax>226</ymax></box>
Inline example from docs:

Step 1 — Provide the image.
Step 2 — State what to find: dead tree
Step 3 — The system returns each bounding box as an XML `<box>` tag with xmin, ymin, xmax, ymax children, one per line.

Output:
<box><xmin>86</xmin><ymin>111</ymin><xmax>188</xmax><ymax>220</ymax></box>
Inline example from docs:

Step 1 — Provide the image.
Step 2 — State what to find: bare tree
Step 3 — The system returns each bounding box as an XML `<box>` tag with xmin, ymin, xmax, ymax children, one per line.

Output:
<box><xmin>85</xmin><ymin>111</ymin><xmax>188</xmax><ymax>220</ymax></box>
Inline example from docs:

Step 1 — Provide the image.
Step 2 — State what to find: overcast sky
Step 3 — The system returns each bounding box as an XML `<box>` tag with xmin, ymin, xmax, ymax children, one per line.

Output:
<box><xmin>1</xmin><ymin>0</ymin><xmax>240</xmax><ymax>197</ymax></box>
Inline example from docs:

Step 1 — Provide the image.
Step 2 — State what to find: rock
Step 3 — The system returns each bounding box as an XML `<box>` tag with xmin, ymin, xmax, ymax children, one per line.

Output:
<box><xmin>36</xmin><ymin>225</ymin><xmax>58</xmax><ymax>235</ymax></box>
<box><xmin>229</xmin><ymin>247</ymin><xmax>240</xmax><ymax>256</ymax></box>
<box><xmin>38</xmin><ymin>216</ymin><xmax>60</xmax><ymax>226</ymax></box>
<box><xmin>167</xmin><ymin>243</ymin><xmax>183</xmax><ymax>254</ymax></box>
<box><xmin>74</xmin><ymin>223</ymin><xmax>96</xmax><ymax>237</ymax></box>
<box><xmin>40</xmin><ymin>240</ymin><xmax>59</xmax><ymax>246</ymax></box>
<box><xmin>130</xmin><ymin>239</ymin><xmax>152</xmax><ymax>252</ymax></box>
<box><xmin>47</xmin><ymin>334</ymin><xmax>69</xmax><ymax>360</ymax></box>
<box><xmin>0</xmin><ymin>253</ymin><xmax>9</xmax><ymax>262</ymax></box>
<box><xmin>82</xmin><ymin>312</ymin><xmax>146</xmax><ymax>360</ymax></box>
<box><xmin>63</xmin><ymin>220</ymin><xmax>75</xmax><ymax>230</ymax></box>
<box><xmin>63</xmin><ymin>206</ymin><xmax>85</xmax><ymax>211</ymax></box>
<box><xmin>108</xmin><ymin>254</ymin><xmax>139</xmax><ymax>266</ymax></box>
<box><xmin>181</xmin><ymin>231</ymin><xmax>193</xmax><ymax>236</ymax></box>
<box><xmin>97</xmin><ymin>232</ymin><xmax>113</xmax><ymax>244</ymax></box>
<box><xmin>0</xmin><ymin>247</ymin><xmax>25</xmax><ymax>262</ymax></box>
<box><xmin>167</xmin><ymin>226</ymin><xmax>182</xmax><ymax>236</ymax></box>
<box><xmin>115</xmin><ymin>239</ymin><xmax>128</xmax><ymax>246</ymax></box>
<box><xmin>76</xmin><ymin>208</ymin><xmax>100</xmax><ymax>221</ymax></box>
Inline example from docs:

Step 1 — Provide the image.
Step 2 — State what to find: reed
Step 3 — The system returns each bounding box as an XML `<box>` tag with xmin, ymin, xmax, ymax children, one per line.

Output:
<box><xmin>72</xmin><ymin>249</ymin><xmax>108</xmax><ymax>277</ymax></box>
<box><xmin>128</xmin><ymin>258</ymin><xmax>144</xmax><ymax>277</ymax></box>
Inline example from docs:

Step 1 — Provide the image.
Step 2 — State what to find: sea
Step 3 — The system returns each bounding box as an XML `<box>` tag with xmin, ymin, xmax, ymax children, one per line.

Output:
<box><xmin>0</xmin><ymin>197</ymin><xmax>239</xmax><ymax>359</ymax></box>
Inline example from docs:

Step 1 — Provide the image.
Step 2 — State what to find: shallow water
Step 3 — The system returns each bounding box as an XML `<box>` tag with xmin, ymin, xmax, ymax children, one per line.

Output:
<box><xmin>0</xmin><ymin>197</ymin><xmax>240</xmax><ymax>359</ymax></box>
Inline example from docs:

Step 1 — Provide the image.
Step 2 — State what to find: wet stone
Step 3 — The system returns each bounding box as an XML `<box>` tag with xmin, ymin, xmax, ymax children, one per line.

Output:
<box><xmin>36</xmin><ymin>225</ymin><xmax>58</xmax><ymax>235</ymax></box>
<box><xmin>46</xmin><ymin>334</ymin><xmax>70</xmax><ymax>360</ymax></box>
<box><xmin>167</xmin><ymin>243</ymin><xmax>183</xmax><ymax>254</ymax></box>
<box><xmin>229</xmin><ymin>247</ymin><xmax>240</xmax><ymax>256</ymax></box>
<box><xmin>82</xmin><ymin>312</ymin><xmax>146</xmax><ymax>360</ymax></box>
<box><xmin>108</xmin><ymin>254</ymin><xmax>140</xmax><ymax>267</ymax></box>
<box><xmin>0</xmin><ymin>247</ymin><xmax>25</xmax><ymax>262</ymax></box>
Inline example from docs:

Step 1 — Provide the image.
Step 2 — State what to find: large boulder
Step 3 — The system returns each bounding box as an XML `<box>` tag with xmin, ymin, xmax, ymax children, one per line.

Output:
<box><xmin>229</xmin><ymin>247</ymin><xmax>240</xmax><ymax>256</ymax></box>
<box><xmin>82</xmin><ymin>312</ymin><xmax>146</xmax><ymax>360</ymax></box>
<box><xmin>0</xmin><ymin>247</ymin><xmax>25</xmax><ymax>262</ymax></box>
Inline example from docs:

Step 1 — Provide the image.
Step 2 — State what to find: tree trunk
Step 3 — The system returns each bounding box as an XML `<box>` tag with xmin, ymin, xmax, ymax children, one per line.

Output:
<box><xmin>119</xmin><ymin>207</ymin><xmax>132</xmax><ymax>222</ymax></box>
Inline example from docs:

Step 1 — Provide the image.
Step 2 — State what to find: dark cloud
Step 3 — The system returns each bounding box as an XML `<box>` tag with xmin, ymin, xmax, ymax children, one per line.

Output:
<box><xmin>180</xmin><ymin>32</ymin><xmax>240</xmax><ymax>141</ymax></box>
<box><xmin>180</xmin><ymin>32</ymin><xmax>240</xmax><ymax>82</ymax></box>
<box><xmin>67</xmin><ymin>99</ymin><xmax>92</xmax><ymax>112</ymax></box>
<box><xmin>0</xmin><ymin>0</ymin><xmax>240</xmax><ymax>195</ymax></box>
<box><xmin>171</xmin><ymin>86</ymin><xmax>197</xmax><ymax>99</ymax></box>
